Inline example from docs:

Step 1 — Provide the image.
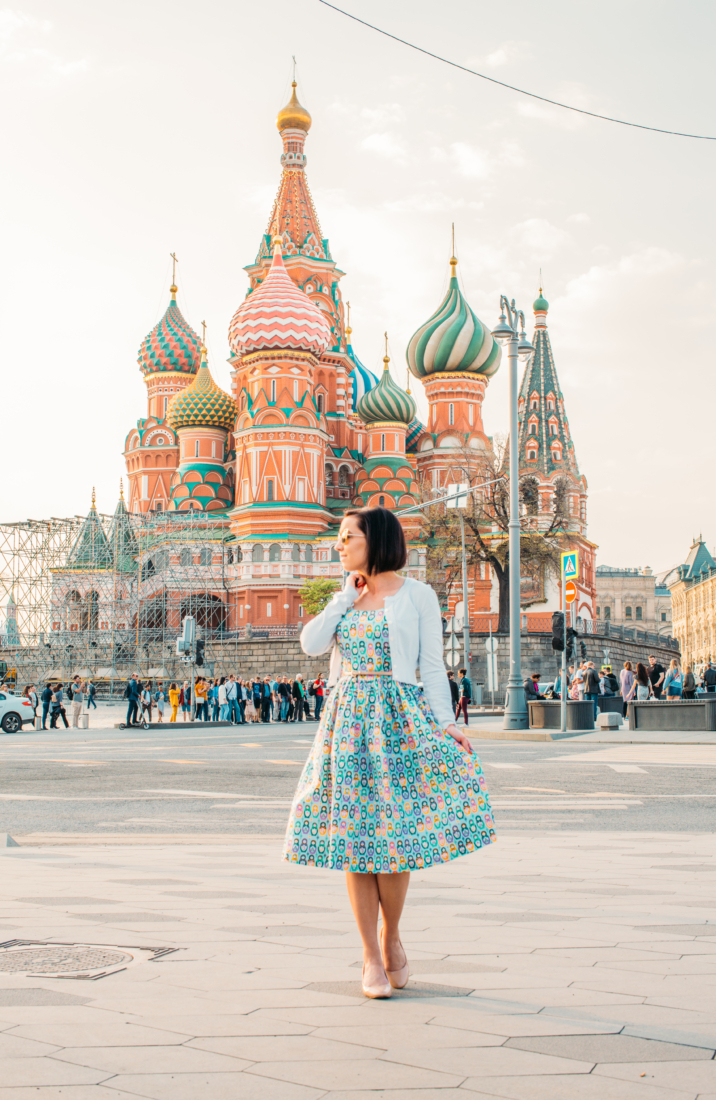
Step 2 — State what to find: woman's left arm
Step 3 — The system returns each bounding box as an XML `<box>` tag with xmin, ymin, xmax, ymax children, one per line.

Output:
<box><xmin>416</xmin><ymin>586</ymin><xmax>472</xmax><ymax>752</ymax></box>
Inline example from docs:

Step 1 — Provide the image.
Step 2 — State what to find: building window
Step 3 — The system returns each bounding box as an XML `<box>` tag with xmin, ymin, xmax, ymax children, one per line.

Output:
<box><xmin>252</xmin><ymin>544</ymin><xmax>264</xmax><ymax>562</ymax></box>
<box><xmin>240</xmin><ymin>605</ymin><xmax>243</xmax><ymax>618</ymax></box>
<box><xmin>316</xmin><ymin>393</ymin><xmax>323</xmax><ymax>412</ymax></box>
<box><xmin>395</xmin><ymin>434</ymin><xmax>400</xmax><ymax>451</ymax></box>
<box><xmin>661</xmin><ymin>611</ymin><xmax>666</xmax><ymax>621</ymax></box>
<box><xmin>596</xmin><ymin>606</ymin><xmax>601</xmax><ymax>618</ymax></box>
<box><xmin>270</xmin><ymin>379</ymin><xmax>276</xmax><ymax>402</ymax></box>
<box><xmin>529</xmin><ymin>423</ymin><xmax>537</xmax><ymax>434</ymax></box>
<box><xmin>549</xmin><ymin>423</ymin><xmax>557</xmax><ymax>436</ymax></box>
<box><xmin>625</xmin><ymin>606</ymin><xmax>632</xmax><ymax>619</ymax></box>
<box><xmin>547</xmin><ymin>399</ymin><xmax>554</xmax><ymax>410</ymax></box>
<box><xmin>468</xmin><ymin>404</ymin><xmax>473</xmax><ymax>425</ymax></box>
<box><xmin>357</xmin><ymin>434</ymin><xmax>363</xmax><ymax>452</ymax></box>
<box><xmin>163</xmin><ymin>397</ymin><xmax>168</xmax><ymax>416</ymax></box>
<box><xmin>195</xmin><ymin>440</ymin><xmax>200</xmax><ymax>458</ymax></box>
<box><xmin>200</xmin><ymin>547</ymin><xmax>212</xmax><ymax>566</ymax></box>
<box><xmin>379</xmin><ymin>495</ymin><xmax>385</xmax><ymax>505</ymax></box>
<box><xmin>296</xmin><ymin>478</ymin><xmax>306</xmax><ymax>501</ymax></box>
<box><xmin>154</xmin><ymin>501</ymin><xmax>163</xmax><ymax>512</ymax></box>
<box><xmin>266</xmin><ymin>602</ymin><xmax>272</xmax><ymax>617</ymax></box>
<box><xmin>267</xmin><ymin>479</ymin><xmax>274</xmax><ymax>502</ymax></box>
<box><xmin>299</xmin><ymin>605</ymin><xmax>303</xmax><ymax>617</ymax></box>
<box><xmin>527</xmin><ymin>449</ymin><xmax>537</xmax><ymax>461</ymax></box>
<box><xmin>530</xmin><ymin>398</ymin><xmax>539</xmax><ymax>410</ymax></box>
<box><xmin>293</xmin><ymin>380</ymin><xmax>299</xmax><ymax>401</ymax></box>
<box><xmin>269</xmin><ymin>544</ymin><xmax>281</xmax><ymax>561</ymax></box>
<box><xmin>636</xmin><ymin>606</ymin><xmax>642</xmax><ymax>620</ymax></box>
<box><xmin>449</xmin><ymin>403</ymin><xmax>454</xmax><ymax>425</ymax></box>
<box><xmin>242</xmin><ymin>480</ymin><xmax>249</xmax><ymax>503</ymax></box>
<box><xmin>409</xmin><ymin>549</ymin><xmax>419</xmax><ymax>566</ymax></box>
<box><xmin>604</xmin><ymin>606</ymin><xmax>611</xmax><ymax>619</ymax></box>
<box><xmin>381</xmin><ymin>433</ymin><xmax>386</xmax><ymax>452</ymax></box>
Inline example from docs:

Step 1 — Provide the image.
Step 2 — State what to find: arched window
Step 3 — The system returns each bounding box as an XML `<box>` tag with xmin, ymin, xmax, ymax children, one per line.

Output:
<box><xmin>338</xmin><ymin>466</ymin><xmax>349</xmax><ymax>486</ymax></box>
<box><xmin>240</xmin><ymin>392</ymin><xmax>247</xmax><ymax>410</ymax></box>
<box><xmin>180</xmin><ymin>548</ymin><xmax>193</xmax><ymax>566</ymax></box>
<box><xmin>304</xmin><ymin>544</ymin><xmax>313</xmax><ymax>562</ymax></box>
<box><xmin>449</xmin><ymin>403</ymin><xmax>454</xmax><ymax>425</ymax></box>
<box><xmin>381</xmin><ymin>433</ymin><xmax>386</xmax><ymax>452</ymax></box>
<box><xmin>331</xmin><ymin>548</ymin><xmax>340</xmax><ymax>562</ymax></box>
<box><xmin>252</xmin><ymin>544</ymin><xmax>264</xmax><ymax>562</ymax></box>
<box><xmin>325</xmin><ymin>465</ymin><xmax>334</xmax><ymax>487</ymax></box>
<box><xmin>408</xmin><ymin>549</ymin><xmax>419</xmax><ymax>566</ymax></box>
<box><xmin>468</xmin><ymin>404</ymin><xmax>473</xmax><ymax>425</ymax></box>
<box><xmin>195</xmin><ymin>440</ymin><xmax>200</xmax><ymax>458</ymax></box>
<box><xmin>269</xmin><ymin>544</ymin><xmax>281</xmax><ymax>562</ymax></box>
<box><xmin>199</xmin><ymin>547</ymin><xmax>212</xmax><ymax>566</ymax></box>
<box><xmin>527</xmin><ymin>448</ymin><xmax>537</xmax><ymax>462</ymax></box>
<box><xmin>316</xmin><ymin>393</ymin><xmax>324</xmax><ymax>413</ymax></box>
<box><xmin>379</xmin><ymin>495</ymin><xmax>385</xmax><ymax>506</ymax></box>
<box><xmin>266</xmin><ymin>478</ymin><xmax>274</xmax><ymax>502</ymax></box>
<box><xmin>292</xmin><ymin>543</ymin><xmax>301</xmax><ymax>561</ymax></box>
<box><xmin>270</xmin><ymin>379</ymin><xmax>276</xmax><ymax>402</ymax></box>
<box><xmin>529</xmin><ymin>423</ymin><xmax>537</xmax><ymax>435</ymax></box>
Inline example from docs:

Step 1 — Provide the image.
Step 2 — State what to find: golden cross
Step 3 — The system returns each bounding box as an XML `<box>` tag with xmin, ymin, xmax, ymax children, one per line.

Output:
<box><xmin>170</xmin><ymin>252</ymin><xmax>178</xmax><ymax>283</ymax></box>
<box><xmin>452</xmin><ymin>222</ymin><xmax>455</xmax><ymax>255</ymax></box>
<box><xmin>119</xmin><ymin>478</ymin><xmax>124</xmax><ymax>500</ymax></box>
<box><xmin>346</xmin><ymin>301</ymin><xmax>351</xmax><ymax>331</ymax></box>
<box><xmin>201</xmin><ymin>319</ymin><xmax>207</xmax><ymax>347</ymax></box>
<box><xmin>383</xmin><ymin>332</ymin><xmax>390</xmax><ymax>371</ymax></box>
<box><xmin>539</xmin><ymin>267</ymin><xmax>543</xmax><ymax>293</ymax></box>
<box><xmin>91</xmin><ymin>486</ymin><xmax>96</xmax><ymax>507</ymax></box>
<box><xmin>292</xmin><ymin>55</ymin><xmax>297</xmax><ymax>81</ymax></box>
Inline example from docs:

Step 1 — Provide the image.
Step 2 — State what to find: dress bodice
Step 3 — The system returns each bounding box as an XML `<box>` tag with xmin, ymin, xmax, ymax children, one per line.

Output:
<box><xmin>338</xmin><ymin>608</ymin><xmax>392</xmax><ymax>675</ymax></box>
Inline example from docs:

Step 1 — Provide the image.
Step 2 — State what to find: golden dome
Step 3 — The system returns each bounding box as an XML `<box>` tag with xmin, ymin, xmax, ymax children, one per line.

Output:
<box><xmin>276</xmin><ymin>82</ymin><xmax>312</xmax><ymax>133</ymax></box>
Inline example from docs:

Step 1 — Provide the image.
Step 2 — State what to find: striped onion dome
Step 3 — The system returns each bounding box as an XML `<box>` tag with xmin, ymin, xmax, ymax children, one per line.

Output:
<box><xmin>357</xmin><ymin>351</ymin><xmax>416</xmax><ymax>425</ymax></box>
<box><xmin>228</xmin><ymin>238</ymin><xmax>332</xmax><ymax>357</ymax></box>
<box><xmin>166</xmin><ymin>349</ymin><xmax>236</xmax><ymax>432</ymax></box>
<box><xmin>138</xmin><ymin>285</ymin><xmax>201</xmax><ymax>377</ymax></box>
<box><xmin>406</xmin><ymin>257</ymin><xmax>501</xmax><ymax>379</ymax></box>
<box><xmin>346</xmin><ymin>337</ymin><xmax>379</xmax><ymax>413</ymax></box>
<box><xmin>405</xmin><ymin>416</ymin><xmax>425</xmax><ymax>453</ymax></box>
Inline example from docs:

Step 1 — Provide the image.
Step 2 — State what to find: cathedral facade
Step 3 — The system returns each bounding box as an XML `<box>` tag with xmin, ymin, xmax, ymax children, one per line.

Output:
<box><xmin>121</xmin><ymin>83</ymin><xmax>595</xmax><ymax>631</ymax></box>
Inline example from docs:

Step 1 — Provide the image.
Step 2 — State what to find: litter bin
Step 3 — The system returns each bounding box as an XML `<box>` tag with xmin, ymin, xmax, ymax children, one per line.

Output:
<box><xmin>78</xmin><ymin>714</ymin><xmax>89</xmax><ymax>729</ymax></box>
<box><xmin>528</xmin><ymin>700</ymin><xmax>595</xmax><ymax>731</ymax></box>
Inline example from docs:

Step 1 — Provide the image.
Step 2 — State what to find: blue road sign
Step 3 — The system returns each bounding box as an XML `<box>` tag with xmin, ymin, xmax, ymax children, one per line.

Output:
<box><xmin>561</xmin><ymin>551</ymin><xmax>578</xmax><ymax>578</ymax></box>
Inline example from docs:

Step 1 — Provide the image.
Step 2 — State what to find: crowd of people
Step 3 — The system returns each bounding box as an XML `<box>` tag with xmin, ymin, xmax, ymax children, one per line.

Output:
<box><xmin>524</xmin><ymin>654</ymin><xmax>716</xmax><ymax>719</ymax></box>
<box><xmin>121</xmin><ymin>672</ymin><xmax>328</xmax><ymax>728</ymax></box>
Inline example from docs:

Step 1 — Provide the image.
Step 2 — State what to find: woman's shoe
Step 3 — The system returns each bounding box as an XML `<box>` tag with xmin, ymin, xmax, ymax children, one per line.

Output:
<box><xmin>362</xmin><ymin>962</ymin><xmax>392</xmax><ymax>999</ymax></box>
<box><xmin>381</xmin><ymin>927</ymin><xmax>409</xmax><ymax>989</ymax></box>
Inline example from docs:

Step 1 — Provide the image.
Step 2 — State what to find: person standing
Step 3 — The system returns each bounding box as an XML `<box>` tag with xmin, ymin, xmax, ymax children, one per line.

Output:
<box><xmin>225</xmin><ymin>675</ymin><xmax>238</xmax><ymax>723</ymax></box>
<box><xmin>140</xmin><ymin>683</ymin><xmax>152</xmax><ymax>724</ymax></box>
<box><xmin>292</xmin><ymin>674</ymin><xmax>304</xmax><ymax>722</ymax></box>
<box><xmin>627</xmin><ymin>662</ymin><xmax>653</xmax><ymax>702</ymax></box>
<box><xmin>237</xmin><ymin>677</ymin><xmax>247</xmax><ymax>724</ymax></box>
<box><xmin>701</xmin><ymin>662</ymin><xmax>716</xmax><ymax>693</ymax></box>
<box><xmin>71</xmin><ymin>676</ymin><xmax>84</xmax><ymax>727</ymax></box>
<box><xmin>168</xmin><ymin>682</ymin><xmax>179</xmax><ymax>723</ymax></box>
<box><xmin>87</xmin><ymin>678</ymin><xmax>97</xmax><ymax>710</ymax></box>
<box><xmin>648</xmin><ymin>655</ymin><xmax>666</xmax><ymax>700</ymax></box>
<box><xmin>284</xmin><ymin>505</ymin><xmax>494</xmax><ymax>999</ymax></box>
<box><xmin>40</xmin><ymin>682</ymin><xmax>53</xmax><ymax>729</ymax></box>
<box><xmin>584</xmin><ymin>661</ymin><xmax>600</xmax><ymax>720</ymax></box>
<box><xmin>620</xmin><ymin>661</ymin><xmax>634</xmax><ymax>719</ymax></box>
<box><xmin>50</xmin><ymin>683</ymin><xmax>69</xmax><ymax>729</ymax></box>
<box><xmin>261</xmin><ymin>677</ymin><xmax>272</xmax><ymax>723</ymax></box>
<box><xmin>456</xmin><ymin>667</ymin><xmax>472</xmax><ymax>725</ymax></box>
<box><xmin>277</xmin><ymin>675</ymin><xmax>290</xmax><ymax>721</ymax></box>
<box><xmin>447</xmin><ymin>671</ymin><xmax>459</xmax><ymax>716</ymax></box>
<box><xmin>180</xmin><ymin>680</ymin><xmax>191</xmax><ymax>721</ymax></box>
<box><xmin>125</xmin><ymin>673</ymin><xmax>140</xmax><ymax>727</ymax></box>
<box><xmin>218</xmin><ymin>677</ymin><xmax>228</xmax><ymax>721</ymax></box>
<box><xmin>682</xmin><ymin>665</ymin><xmax>697</xmax><ymax>700</ymax></box>
<box><xmin>313</xmin><ymin>673</ymin><xmax>326</xmax><ymax>721</ymax></box>
<box><xmin>663</xmin><ymin>659</ymin><xmax>682</xmax><ymax>701</ymax></box>
<box><xmin>194</xmin><ymin>678</ymin><xmax>208</xmax><ymax>721</ymax></box>
<box><xmin>24</xmin><ymin>685</ymin><xmax>38</xmax><ymax>725</ymax></box>
<box><xmin>155</xmin><ymin>682</ymin><xmax>166</xmax><ymax>723</ymax></box>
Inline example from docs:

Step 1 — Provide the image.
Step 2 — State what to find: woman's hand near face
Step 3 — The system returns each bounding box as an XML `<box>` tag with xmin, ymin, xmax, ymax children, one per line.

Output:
<box><xmin>445</xmin><ymin>722</ymin><xmax>472</xmax><ymax>753</ymax></box>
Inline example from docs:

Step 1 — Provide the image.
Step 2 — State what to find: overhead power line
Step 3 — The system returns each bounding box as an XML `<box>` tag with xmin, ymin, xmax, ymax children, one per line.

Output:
<box><xmin>316</xmin><ymin>0</ymin><xmax>716</xmax><ymax>141</ymax></box>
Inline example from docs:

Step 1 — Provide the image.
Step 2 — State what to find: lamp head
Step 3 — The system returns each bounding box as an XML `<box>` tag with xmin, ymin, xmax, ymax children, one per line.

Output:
<box><xmin>517</xmin><ymin>334</ymin><xmax>535</xmax><ymax>359</ymax></box>
<box><xmin>492</xmin><ymin>313</ymin><xmax>513</xmax><ymax>343</ymax></box>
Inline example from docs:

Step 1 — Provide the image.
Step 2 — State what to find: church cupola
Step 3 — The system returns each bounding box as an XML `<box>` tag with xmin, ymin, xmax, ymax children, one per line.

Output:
<box><xmin>138</xmin><ymin>281</ymin><xmax>201</xmax><ymax>379</ymax></box>
<box><xmin>277</xmin><ymin>81</ymin><xmax>311</xmax><ymax>169</ymax></box>
<box><xmin>358</xmin><ymin>341</ymin><xmax>416</xmax><ymax>426</ymax></box>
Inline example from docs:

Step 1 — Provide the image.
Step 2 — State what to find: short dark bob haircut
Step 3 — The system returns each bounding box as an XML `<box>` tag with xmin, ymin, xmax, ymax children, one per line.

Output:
<box><xmin>343</xmin><ymin>506</ymin><xmax>407</xmax><ymax>575</ymax></box>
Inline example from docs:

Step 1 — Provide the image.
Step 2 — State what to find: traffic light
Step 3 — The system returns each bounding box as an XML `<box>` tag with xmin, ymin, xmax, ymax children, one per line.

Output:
<box><xmin>580</xmin><ymin>640</ymin><xmax>587</xmax><ymax>660</ymax></box>
<box><xmin>565</xmin><ymin>627</ymin><xmax>578</xmax><ymax>661</ymax></box>
<box><xmin>551</xmin><ymin>611</ymin><xmax>564</xmax><ymax>651</ymax></box>
<box><xmin>195</xmin><ymin>638</ymin><xmax>205</xmax><ymax>667</ymax></box>
<box><xmin>442</xmin><ymin>616</ymin><xmax>448</xmax><ymax>636</ymax></box>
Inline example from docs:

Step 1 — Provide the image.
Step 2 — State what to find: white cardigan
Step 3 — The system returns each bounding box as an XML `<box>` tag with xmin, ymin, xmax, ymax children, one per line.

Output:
<box><xmin>300</xmin><ymin>576</ymin><xmax>455</xmax><ymax>729</ymax></box>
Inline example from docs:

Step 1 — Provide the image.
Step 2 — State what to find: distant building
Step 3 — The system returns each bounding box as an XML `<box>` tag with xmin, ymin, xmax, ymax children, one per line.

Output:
<box><xmin>667</xmin><ymin>537</ymin><xmax>716</xmax><ymax>669</ymax></box>
<box><xmin>596</xmin><ymin>565</ymin><xmax>672</xmax><ymax>636</ymax></box>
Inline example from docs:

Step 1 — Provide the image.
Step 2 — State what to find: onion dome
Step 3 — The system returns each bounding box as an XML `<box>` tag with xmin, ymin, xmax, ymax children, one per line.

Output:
<box><xmin>407</xmin><ymin>256</ymin><xmax>501</xmax><ymax>379</ymax></box>
<box><xmin>277</xmin><ymin>81</ymin><xmax>312</xmax><ymax>132</ymax></box>
<box><xmin>229</xmin><ymin>238</ymin><xmax>332</xmax><ymax>356</ymax></box>
<box><xmin>138</xmin><ymin>285</ymin><xmax>202</xmax><ymax>377</ymax></box>
<box><xmin>166</xmin><ymin>348</ymin><xmax>236</xmax><ymax>432</ymax></box>
<box><xmin>534</xmin><ymin>289</ymin><xmax>549</xmax><ymax>312</ymax></box>
<box><xmin>405</xmin><ymin>416</ymin><xmax>425</xmax><ymax>453</ymax></box>
<box><xmin>346</xmin><ymin>323</ymin><xmax>379</xmax><ymax>413</ymax></box>
<box><xmin>358</xmin><ymin>344</ymin><xmax>416</xmax><ymax>425</ymax></box>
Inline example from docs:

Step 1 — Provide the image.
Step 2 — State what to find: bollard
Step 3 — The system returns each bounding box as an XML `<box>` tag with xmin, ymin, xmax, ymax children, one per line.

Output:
<box><xmin>78</xmin><ymin>714</ymin><xmax>89</xmax><ymax>729</ymax></box>
<box><xmin>34</xmin><ymin>716</ymin><xmax>42</xmax><ymax>731</ymax></box>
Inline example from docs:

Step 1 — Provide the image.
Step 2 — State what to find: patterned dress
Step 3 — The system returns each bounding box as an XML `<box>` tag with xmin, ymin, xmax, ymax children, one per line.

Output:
<box><xmin>283</xmin><ymin>608</ymin><xmax>496</xmax><ymax>873</ymax></box>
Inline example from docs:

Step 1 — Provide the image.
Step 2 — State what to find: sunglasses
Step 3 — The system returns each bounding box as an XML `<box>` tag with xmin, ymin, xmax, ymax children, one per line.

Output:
<box><xmin>336</xmin><ymin>531</ymin><xmax>366</xmax><ymax>546</ymax></box>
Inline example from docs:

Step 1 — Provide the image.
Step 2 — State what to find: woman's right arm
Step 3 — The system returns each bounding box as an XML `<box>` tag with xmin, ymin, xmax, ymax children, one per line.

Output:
<box><xmin>300</xmin><ymin>576</ymin><xmax>360</xmax><ymax>656</ymax></box>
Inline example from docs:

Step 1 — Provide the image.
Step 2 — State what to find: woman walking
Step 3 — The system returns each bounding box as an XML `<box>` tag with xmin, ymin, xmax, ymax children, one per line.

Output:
<box><xmin>682</xmin><ymin>665</ymin><xmax>697</xmax><ymax>700</ymax></box>
<box><xmin>627</xmin><ymin>662</ymin><xmax>653</xmax><ymax>703</ymax></box>
<box><xmin>284</xmin><ymin>507</ymin><xmax>495</xmax><ymax>1000</ymax></box>
<box><xmin>620</xmin><ymin>661</ymin><xmax>634</xmax><ymax>719</ymax></box>
<box><xmin>664</xmin><ymin>659</ymin><xmax>682</xmax><ymax>701</ymax></box>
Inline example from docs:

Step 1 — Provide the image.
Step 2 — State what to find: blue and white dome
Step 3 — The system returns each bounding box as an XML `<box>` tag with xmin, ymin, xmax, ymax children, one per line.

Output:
<box><xmin>347</xmin><ymin>340</ymin><xmax>379</xmax><ymax>414</ymax></box>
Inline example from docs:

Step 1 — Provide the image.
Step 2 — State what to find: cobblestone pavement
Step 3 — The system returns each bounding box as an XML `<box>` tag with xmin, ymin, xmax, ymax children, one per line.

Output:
<box><xmin>1</xmin><ymin>832</ymin><xmax>715</xmax><ymax>1098</ymax></box>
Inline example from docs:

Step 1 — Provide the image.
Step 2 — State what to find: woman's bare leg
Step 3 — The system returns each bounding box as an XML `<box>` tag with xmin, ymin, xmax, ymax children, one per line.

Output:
<box><xmin>377</xmin><ymin>871</ymin><xmax>410</xmax><ymax>970</ymax></box>
<box><xmin>345</xmin><ymin>872</ymin><xmax>385</xmax><ymax>986</ymax></box>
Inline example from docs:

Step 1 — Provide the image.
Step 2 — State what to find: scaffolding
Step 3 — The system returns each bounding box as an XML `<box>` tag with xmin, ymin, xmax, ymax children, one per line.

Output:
<box><xmin>0</xmin><ymin>505</ymin><xmax>248</xmax><ymax>692</ymax></box>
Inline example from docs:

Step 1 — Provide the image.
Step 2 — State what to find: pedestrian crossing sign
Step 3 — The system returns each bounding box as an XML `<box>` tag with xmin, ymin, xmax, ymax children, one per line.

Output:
<box><xmin>561</xmin><ymin>551</ymin><xmax>578</xmax><ymax>578</ymax></box>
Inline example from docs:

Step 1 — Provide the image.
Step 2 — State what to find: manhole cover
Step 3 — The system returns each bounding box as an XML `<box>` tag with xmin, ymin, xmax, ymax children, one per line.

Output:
<box><xmin>0</xmin><ymin>945</ymin><xmax>132</xmax><ymax>974</ymax></box>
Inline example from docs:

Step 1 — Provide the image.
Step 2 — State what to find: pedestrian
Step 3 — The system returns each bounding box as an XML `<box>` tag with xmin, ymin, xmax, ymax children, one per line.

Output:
<box><xmin>663</xmin><ymin>659</ymin><xmax>682</xmax><ymax>701</ymax></box>
<box><xmin>627</xmin><ymin>662</ymin><xmax>653</xmax><ymax>703</ymax></box>
<box><xmin>40</xmin><ymin>682</ymin><xmax>53</xmax><ymax>729</ymax></box>
<box><xmin>50</xmin><ymin>683</ymin><xmax>69</xmax><ymax>729</ymax></box>
<box><xmin>168</xmin><ymin>682</ymin><xmax>179</xmax><ymax>722</ymax></box>
<box><xmin>71</xmin><ymin>676</ymin><xmax>84</xmax><ymax>727</ymax></box>
<box><xmin>211</xmin><ymin>678</ymin><xmax>220</xmax><ymax>722</ymax></box>
<box><xmin>284</xmin><ymin>505</ymin><xmax>494</xmax><ymax>999</ymax></box>
<box><xmin>261</xmin><ymin>677</ymin><xmax>272</xmax><ymax>722</ymax></box>
<box><xmin>620</xmin><ymin>661</ymin><xmax>634</xmax><ymax>719</ymax></box>
<box><xmin>140</xmin><ymin>683</ymin><xmax>152</xmax><ymax>724</ymax></box>
<box><xmin>155</xmin><ymin>682</ymin><xmax>166</xmax><ymax>723</ymax></box>
<box><xmin>682</xmin><ymin>665</ymin><xmax>697</xmax><ymax>700</ymax></box>
<box><xmin>218</xmin><ymin>676</ymin><xmax>228</xmax><ymax>721</ymax></box>
<box><xmin>195</xmin><ymin>678</ymin><xmax>209</xmax><ymax>721</ymax></box>
<box><xmin>702</xmin><ymin>661</ymin><xmax>716</xmax><ymax>694</ymax></box>
<box><xmin>87</xmin><ymin>678</ymin><xmax>97</xmax><ymax>710</ymax></box>
<box><xmin>584</xmin><ymin>661</ymin><xmax>600</xmax><ymax>720</ymax></box>
<box><xmin>125</xmin><ymin>673</ymin><xmax>140</xmax><ymax>727</ymax></box>
<box><xmin>225</xmin><ymin>675</ymin><xmax>238</xmax><ymax>723</ymax></box>
<box><xmin>447</xmin><ymin>670</ymin><xmax>459</xmax><ymax>716</ymax></box>
<box><xmin>523</xmin><ymin>673</ymin><xmax>542</xmax><ymax>702</ymax></box>
<box><xmin>456</xmin><ymin>667</ymin><xmax>472</xmax><ymax>725</ymax></box>
<box><xmin>278</xmin><ymin>675</ymin><xmax>291</xmax><ymax>721</ymax></box>
<box><xmin>648</xmin><ymin>655</ymin><xmax>666</xmax><ymax>700</ymax></box>
<box><xmin>600</xmin><ymin>667</ymin><xmax>615</xmax><ymax>696</ymax></box>
<box><xmin>23</xmin><ymin>684</ymin><xmax>38</xmax><ymax>724</ymax></box>
<box><xmin>292</xmin><ymin>674</ymin><xmax>304</xmax><ymax>722</ymax></box>
<box><xmin>180</xmin><ymin>680</ymin><xmax>191</xmax><ymax>721</ymax></box>
<box><xmin>270</xmin><ymin>676</ymin><xmax>279</xmax><ymax>721</ymax></box>
<box><xmin>313</xmin><ymin>673</ymin><xmax>326</xmax><ymax>721</ymax></box>
<box><xmin>287</xmin><ymin>679</ymin><xmax>295</xmax><ymax>721</ymax></box>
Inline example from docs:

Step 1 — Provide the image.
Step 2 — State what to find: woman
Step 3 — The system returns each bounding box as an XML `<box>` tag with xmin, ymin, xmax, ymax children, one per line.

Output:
<box><xmin>627</xmin><ymin>662</ymin><xmax>652</xmax><ymax>702</ymax></box>
<box><xmin>140</xmin><ymin>683</ymin><xmax>152</xmax><ymax>724</ymax></box>
<box><xmin>244</xmin><ymin>681</ymin><xmax>256</xmax><ymax>723</ymax></box>
<box><xmin>620</xmin><ymin>661</ymin><xmax>634</xmax><ymax>719</ymax></box>
<box><xmin>211</xmin><ymin>678</ymin><xmax>220</xmax><ymax>722</ymax></box>
<box><xmin>664</xmin><ymin>659</ymin><xmax>682</xmax><ymax>701</ymax></box>
<box><xmin>682</xmin><ymin>665</ymin><xmax>696</xmax><ymax>700</ymax></box>
<box><xmin>180</xmin><ymin>680</ymin><xmax>191</xmax><ymax>721</ymax></box>
<box><xmin>50</xmin><ymin>683</ymin><xmax>69</xmax><ymax>729</ymax></box>
<box><xmin>24</xmin><ymin>685</ymin><xmax>38</xmax><ymax>726</ymax></box>
<box><xmin>168</xmin><ymin>682</ymin><xmax>179</xmax><ymax>723</ymax></box>
<box><xmin>218</xmin><ymin>677</ymin><xmax>228</xmax><ymax>721</ymax></box>
<box><xmin>284</xmin><ymin>506</ymin><xmax>495</xmax><ymax>1000</ymax></box>
<box><xmin>155</xmin><ymin>683</ymin><xmax>166</xmax><ymax>724</ymax></box>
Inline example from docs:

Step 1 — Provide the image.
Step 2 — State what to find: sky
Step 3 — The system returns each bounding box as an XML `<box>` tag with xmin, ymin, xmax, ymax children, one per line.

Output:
<box><xmin>1</xmin><ymin>0</ymin><xmax>714</xmax><ymax>574</ymax></box>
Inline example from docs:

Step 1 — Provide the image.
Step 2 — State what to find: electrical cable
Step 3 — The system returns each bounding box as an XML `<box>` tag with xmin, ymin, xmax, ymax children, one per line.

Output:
<box><xmin>316</xmin><ymin>0</ymin><xmax>716</xmax><ymax>141</ymax></box>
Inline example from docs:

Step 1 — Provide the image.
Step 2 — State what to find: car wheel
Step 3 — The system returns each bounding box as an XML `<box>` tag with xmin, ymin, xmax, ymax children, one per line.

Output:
<box><xmin>1</xmin><ymin>712</ymin><xmax>22</xmax><ymax>734</ymax></box>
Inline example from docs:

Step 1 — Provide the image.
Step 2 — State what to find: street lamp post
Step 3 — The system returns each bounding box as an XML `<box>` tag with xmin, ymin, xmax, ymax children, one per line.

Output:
<box><xmin>492</xmin><ymin>297</ymin><xmax>535</xmax><ymax>730</ymax></box>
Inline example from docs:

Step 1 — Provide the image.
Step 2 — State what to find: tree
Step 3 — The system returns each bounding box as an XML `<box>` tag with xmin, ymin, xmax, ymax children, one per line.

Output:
<box><xmin>298</xmin><ymin>578</ymin><xmax>340</xmax><ymax>616</ymax></box>
<box><xmin>419</xmin><ymin>437</ymin><xmax>568</xmax><ymax>634</ymax></box>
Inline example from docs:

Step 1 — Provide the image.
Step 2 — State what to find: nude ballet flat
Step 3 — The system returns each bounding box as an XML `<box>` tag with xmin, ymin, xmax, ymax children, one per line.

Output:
<box><xmin>381</xmin><ymin>926</ymin><xmax>410</xmax><ymax>990</ymax></box>
<box><xmin>362</xmin><ymin>962</ymin><xmax>392</xmax><ymax>999</ymax></box>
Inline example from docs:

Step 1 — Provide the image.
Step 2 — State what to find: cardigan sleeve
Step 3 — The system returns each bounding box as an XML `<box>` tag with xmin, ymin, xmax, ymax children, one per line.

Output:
<box><xmin>416</xmin><ymin>584</ymin><xmax>457</xmax><ymax>729</ymax></box>
<box><xmin>300</xmin><ymin>579</ymin><xmax>360</xmax><ymax>656</ymax></box>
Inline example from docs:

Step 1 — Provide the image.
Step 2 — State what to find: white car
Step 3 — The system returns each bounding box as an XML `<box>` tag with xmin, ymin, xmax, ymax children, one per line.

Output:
<box><xmin>0</xmin><ymin>690</ymin><xmax>35</xmax><ymax>733</ymax></box>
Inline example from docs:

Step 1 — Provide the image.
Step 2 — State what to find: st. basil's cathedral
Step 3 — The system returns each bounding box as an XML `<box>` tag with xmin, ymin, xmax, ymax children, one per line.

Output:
<box><xmin>122</xmin><ymin>82</ymin><xmax>596</xmax><ymax>630</ymax></box>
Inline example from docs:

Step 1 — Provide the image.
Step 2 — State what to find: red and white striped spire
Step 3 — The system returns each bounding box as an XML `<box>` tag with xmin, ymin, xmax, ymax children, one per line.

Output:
<box><xmin>229</xmin><ymin>236</ymin><xmax>332</xmax><ymax>357</ymax></box>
